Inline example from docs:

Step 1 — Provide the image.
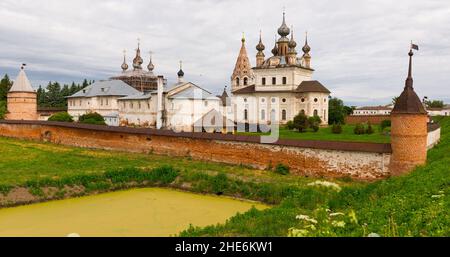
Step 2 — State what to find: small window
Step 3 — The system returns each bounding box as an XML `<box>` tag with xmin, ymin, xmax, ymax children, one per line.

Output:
<box><xmin>244</xmin><ymin>109</ymin><xmax>248</xmax><ymax>120</ymax></box>
<box><xmin>101</xmin><ymin>88</ymin><xmax>105</xmax><ymax>92</ymax></box>
<box><xmin>262</xmin><ymin>77</ymin><xmax>266</xmax><ymax>85</ymax></box>
<box><xmin>236</xmin><ymin>77</ymin><xmax>240</xmax><ymax>86</ymax></box>
<box><xmin>314</xmin><ymin>98</ymin><xmax>318</xmax><ymax>102</ymax></box>
<box><xmin>301</xmin><ymin>98</ymin><xmax>305</xmax><ymax>103</ymax></box>
<box><xmin>243</xmin><ymin>77</ymin><xmax>248</xmax><ymax>86</ymax></box>
<box><xmin>271</xmin><ymin>98</ymin><xmax>276</xmax><ymax>103</ymax></box>
<box><xmin>106</xmin><ymin>98</ymin><xmax>108</xmax><ymax>105</ymax></box>
<box><xmin>282</xmin><ymin>77</ymin><xmax>287</xmax><ymax>84</ymax></box>
<box><xmin>261</xmin><ymin>98</ymin><xmax>265</xmax><ymax>103</ymax></box>
<box><xmin>261</xmin><ymin>109</ymin><xmax>265</xmax><ymax>120</ymax></box>
<box><xmin>314</xmin><ymin>109</ymin><xmax>318</xmax><ymax>116</ymax></box>
<box><xmin>244</xmin><ymin>98</ymin><xmax>247</xmax><ymax>103</ymax></box>
<box><xmin>324</xmin><ymin>98</ymin><xmax>326</xmax><ymax>103</ymax></box>
<box><xmin>282</xmin><ymin>109</ymin><xmax>287</xmax><ymax>120</ymax></box>
<box><xmin>101</xmin><ymin>99</ymin><xmax>103</xmax><ymax>106</ymax></box>
<box><xmin>272</xmin><ymin>77</ymin><xmax>276</xmax><ymax>85</ymax></box>
<box><xmin>282</xmin><ymin>98</ymin><xmax>286</xmax><ymax>103</ymax></box>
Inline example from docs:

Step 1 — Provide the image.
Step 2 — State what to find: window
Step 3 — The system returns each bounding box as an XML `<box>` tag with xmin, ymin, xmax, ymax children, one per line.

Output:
<box><xmin>314</xmin><ymin>98</ymin><xmax>318</xmax><ymax>102</ymax></box>
<box><xmin>101</xmin><ymin>88</ymin><xmax>105</xmax><ymax>92</ymax></box>
<box><xmin>244</xmin><ymin>77</ymin><xmax>248</xmax><ymax>86</ymax></box>
<box><xmin>272</xmin><ymin>77</ymin><xmax>276</xmax><ymax>85</ymax></box>
<box><xmin>282</xmin><ymin>98</ymin><xmax>286</xmax><ymax>103</ymax></box>
<box><xmin>106</xmin><ymin>98</ymin><xmax>108</xmax><ymax>105</ymax></box>
<box><xmin>282</xmin><ymin>109</ymin><xmax>287</xmax><ymax>120</ymax></box>
<box><xmin>324</xmin><ymin>110</ymin><xmax>326</xmax><ymax>120</ymax></box>
<box><xmin>301</xmin><ymin>98</ymin><xmax>305</xmax><ymax>103</ymax></box>
<box><xmin>262</xmin><ymin>77</ymin><xmax>266</xmax><ymax>85</ymax></box>
<box><xmin>101</xmin><ymin>99</ymin><xmax>103</xmax><ymax>106</ymax></box>
<box><xmin>244</xmin><ymin>98</ymin><xmax>247</xmax><ymax>102</ymax></box>
<box><xmin>236</xmin><ymin>77</ymin><xmax>240</xmax><ymax>86</ymax></box>
<box><xmin>314</xmin><ymin>109</ymin><xmax>318</xmax><ymax>116</ymax></box>
<box><xmin>261</xmin><ymin>98</ymin><xmax>265</xmax><ymax>103</ymax></box>
<box><xmin>130</xmin><ymin>103</ymin><xmax>133</xmax><ymax>108</ymax></box>
<box><xmin>261</xmin><ymin>109</ymin><xmax>265</xmax><ymax>120</ymax></box>
<box><xmin>271</xmin><ymin>98</ymin><xmax>276</xmax><ymax>103</ymax></box>
<box><xmin>282</xmin><ymin>77</ymin><xmax>287</xmax><ymax>84</ymax></box>
<box><xmin>324</xmin><ymin>98</ymin><xmax>326</xmax><ymax>103</ymax></box>
<box><xmin>244</xmin><ymin>109</ymin><xmax>248</xmax><ymax>120</ymax></box>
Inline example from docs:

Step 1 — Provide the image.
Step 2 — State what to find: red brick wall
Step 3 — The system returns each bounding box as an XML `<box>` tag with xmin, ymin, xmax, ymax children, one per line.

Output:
<box><xmin>0</xmin><ymin>121</ymin><xmax>393</xmax><ymax>181</ymax></box>
<box><xmin>345</xmin><ymin>115</ymin><xmax>390</xmax><ymax>125</ymax></box>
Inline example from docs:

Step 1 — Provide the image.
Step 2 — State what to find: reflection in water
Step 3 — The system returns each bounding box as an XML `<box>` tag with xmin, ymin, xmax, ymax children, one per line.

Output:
<box><xmin>0</xmin><ymin>188</ymin><xmax>267</xmax><ymax>237</ymax></box>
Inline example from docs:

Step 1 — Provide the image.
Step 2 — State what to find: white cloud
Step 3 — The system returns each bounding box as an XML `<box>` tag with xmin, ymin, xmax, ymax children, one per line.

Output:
<box><xmin>0</xmin><ymin>0</ymin><xmax>449</xmax><ymax>105</ymax></box>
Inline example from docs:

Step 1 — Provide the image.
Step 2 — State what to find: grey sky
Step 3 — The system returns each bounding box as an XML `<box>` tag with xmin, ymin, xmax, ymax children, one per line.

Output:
<box><xmin>0</xmin><ymin>0</ymin><xmax>449</xmax><ymax>106</ymax></box>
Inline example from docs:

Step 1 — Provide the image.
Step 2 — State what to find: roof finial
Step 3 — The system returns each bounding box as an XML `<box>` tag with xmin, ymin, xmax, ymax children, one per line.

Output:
<box><xmin>177</xmin><ymin>60</ymin><xmax>184</xmax><ymax>78</ymax></box>
<box><xmin>242</xmin><ymin>32</ymin><xmax>245</xmax><ymax>43</ymax></box>
<box><xmin>121</xmin><ymin>49</ymin><xmax>128</xmax><ymax>71</ymax></box>
<box><xmin>147</xmin><ymin>50</ymin><xmax>154</xmax><ymax>72</ymax></box>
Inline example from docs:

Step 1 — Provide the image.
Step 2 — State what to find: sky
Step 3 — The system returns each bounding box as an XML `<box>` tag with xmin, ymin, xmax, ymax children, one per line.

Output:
<box><xmin>0</xmin><ymin>0</ymin><xmax>449</xmax><ymax>106</ymax></box>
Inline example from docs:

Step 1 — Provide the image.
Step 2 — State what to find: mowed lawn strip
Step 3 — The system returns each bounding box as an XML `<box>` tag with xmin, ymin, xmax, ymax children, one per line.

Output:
<box><xmin>238</xmin><ymin>124</ymin><xmax>390</xmax><ymax>143</ymax></box>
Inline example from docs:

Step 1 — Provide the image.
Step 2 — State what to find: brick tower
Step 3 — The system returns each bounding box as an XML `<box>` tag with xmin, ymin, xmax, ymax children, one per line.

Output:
<box><xmin>6</xmin><ymin>65</ymin><xmax>38</xmax><ymax>120</ymax></box>
<box><xmin>389</xmin><ymin>48</ymin><xmax>428</xmax><ymax>175</ymax></box>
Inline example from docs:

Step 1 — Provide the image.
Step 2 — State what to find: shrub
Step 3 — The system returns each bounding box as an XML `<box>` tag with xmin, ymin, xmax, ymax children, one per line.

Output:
<box><xmin>354</xmin><ymin>123</ymin><xmax>365</xmax><ymax>135</ymax></box>
<box><xmin>308</xmin><ymin>116</ymin><xmax>322</xmax><ymax>132</ymax></box>
<box><xmin>79</xmin><ymin>112</ymin><xmax>106</xmax><ymax>125</ymax></box>
<box><xmin>331</xmin><ymin>123</ymin><xmax>342</xmax><ymax>134</ymax></box>
<box><xmin>274</xmin><ymin>163</ymin><xmax>290</xmax><ymax>175</ymax></box>
<box><xmin>286</xmin><ymin>121</ymin><xmax>295</xmax><ymax>130</ymax></box>
<box><xmin>380</xmin><ymin>120</ymin><xmax>391</xmax><ymax>131</ymax></box>
<box><xmin>292</xmin><ymin>113</ymin><xmax>309</xmax><ymax>132</ymax></box>
<box><xmin>48</xmin><ymin>112</ymin><xmax>73</xmax><ymax>122</ymax></box>
<box><xmin>366</xmin><ymin>122</ymin><xmax>374</xmax><ymax>134</ymax></box>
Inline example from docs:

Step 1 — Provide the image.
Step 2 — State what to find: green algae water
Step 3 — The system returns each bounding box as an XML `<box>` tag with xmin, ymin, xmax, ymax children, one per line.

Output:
<box><xmin>0</xmin><ymin>188</ymin><xmax>267</xmax><ymax>237</ymax></box>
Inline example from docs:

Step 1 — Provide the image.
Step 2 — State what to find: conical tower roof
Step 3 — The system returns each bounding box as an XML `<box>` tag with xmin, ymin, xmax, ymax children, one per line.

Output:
<box><xmin>232</xmin><ymin>35</ymin><xmax>253</xmax><ymax>79</ymax></box>
<box><xmin>10</xmin><ymin>67</ymin><xmax>34</xmax><ymax>92</ymax></box>
<box><xmin>391</xmin><ymin>50</ymin><xmax>427</xmax><ymax>114</ymax></box>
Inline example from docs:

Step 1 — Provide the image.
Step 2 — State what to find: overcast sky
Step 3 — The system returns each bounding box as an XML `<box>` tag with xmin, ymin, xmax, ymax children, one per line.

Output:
<box><xmin>0</xmin><ymin>0</ymin><xmax>449</xmax><ymax>106</ymax></box>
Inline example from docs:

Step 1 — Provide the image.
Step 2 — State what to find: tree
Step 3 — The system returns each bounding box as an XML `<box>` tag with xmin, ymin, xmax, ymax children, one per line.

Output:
<box><xmin>37</xmin><ymin>86</ymin><xmax>46</xmax><ymax>106</ymax></box>
<box><xmin>292</xmin><ymin>113</ymin><xmax>309</xmax><ymax>132</ymax></box>
<box><xmin>425</xmin><ymin>100</ymin><xmax>444</xmax><ymax>108</ymax></box>
<box><xmin>69</xmin><ymin>82</ymin><xmax>80</xmax><ymax>95</ymax></box>
<box><xmin>82</xmin><ymin>79</ymin><xmax>89</xmax><ymax>89</ymax></box>
<box><xmin>0</xmin><ymin>100</ymin><xmax>6</xmax><ymax>119</ymax></box>
<box><xmin>45</xmin><ymin>81</ymin><xmax>63</xmax><ymax>107</ymax></box>
<box><xmin>48</xmin><ymin>112</ymin><xmax>73</xmax><ymax>122</ymax></box>
<box><xmin>0</xmin><ymin>74</ymin><xmax>12</xmax><ymax>101</ymax></box>
<box><xmin>392</xmin><ymin>96</ymin><xmax>399</xmax><ymax>105</ymax></box>
<box><xmin>343</xmin><ymin>106</ymin><xmax>355</xmax><ymax>116</ymax></box>
<box><xmin>308</xmin><ymin>115</ymin><xmax>322</xmax><ymax>132</ymax></box>
<box><xmin>328</xmin><ymin>97</ymin><xmax>346</xmax><ymax>125</ymax></box>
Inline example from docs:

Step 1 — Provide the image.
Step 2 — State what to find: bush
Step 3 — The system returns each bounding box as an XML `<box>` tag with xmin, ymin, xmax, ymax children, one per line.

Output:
<box><xmin>292</xmin><ymin>113</ymin><xmax>309</xmax><ymax>132</ymax></box>
<box><xmin>308</xmin><ymin>116</ymin><xmax>322</xmax><ymax>132</ymax></box>
<box><xmin>366</xmin><ymin>122</ymin><xmax>374</xmax><ymax>134</ymax></box>
<box><xmin>274</xmin><ymin>163</ymin><xmax>290</xmax><ymax>175</ymax></box>
<box><xmin>354</xmin><ymin>123</ymin><xmax>365</xmax><ymax>135</ymax></box>
<box><xmin>48</xmin><ymin>112</ymin><xmax>73</xmax><ymax>122</ymax></box>
<box><xmin>286</xmin><ymin>121</ymin><xmax>295</xmax><ymax>130</ymax></box>
<box><xmin>380</xmin><ymin>120</ymin><xmax>391</xmax><ymax>131</ymax></box>
<box><xmin>331</xmin><ymin>123</ymin><xmax>342</xmax><ymax>134</ymax></box>
<box><xmin>79</xmin><ymin>112</ymin><xmax>106</xmax><ymax>125</ymax></box>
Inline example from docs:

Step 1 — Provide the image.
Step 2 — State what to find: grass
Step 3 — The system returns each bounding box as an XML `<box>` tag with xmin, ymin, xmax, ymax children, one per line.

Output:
<box><xmin>238</xmin><ymin>124</ymin><xmax>390</xmax><ymax>143</ymax></box>
<box><xmin>0</xmin><ymin>117</ymin><xmax>448</xmax><ymax>237</ymax></box>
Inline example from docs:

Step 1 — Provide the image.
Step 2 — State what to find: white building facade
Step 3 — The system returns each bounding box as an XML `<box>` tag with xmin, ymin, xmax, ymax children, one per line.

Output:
<box><xmin>231</xmin><ymin>13</ymin><xmax>331</xmax><ymax>127</ymax></box>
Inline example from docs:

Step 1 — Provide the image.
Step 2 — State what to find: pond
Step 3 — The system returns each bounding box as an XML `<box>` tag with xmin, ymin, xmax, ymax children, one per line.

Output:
<box><xmin>0</xmin><ymin>188</ymin><xmax>267</xmax><ymax>237</ymax></box>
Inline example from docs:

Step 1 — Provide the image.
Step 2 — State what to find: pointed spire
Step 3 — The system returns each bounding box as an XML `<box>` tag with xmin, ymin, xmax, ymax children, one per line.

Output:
<box><xmin>177</xmin><ymin>60</ymin><xmax>184</xmax><ymax>78</ymax></box>
<box><xmin>9</xmin><ymin>65</ymin><xmax>34</xmax><ymax>92</ymax></box>
<box><xmin>271</xmin><ymin>35</ymin><xmax>278</xmax><ymax>56</ymax></box>
<box><xmin>121</xmin><ymin>49</ymin><xmax>129</xmax><ymax>72</ymax></box>
<box><xmin>278</xmin><ymin>10</ymin><xmax>290</xmax><ymax>37</ymax></box>
<box><xmin>256</xmin><ymin>30</ymin><xmax>265</xmax><ymax>51</ymax></box>
<box><xmin>302</xmin><ymin>31</ymin><xmax>311</xmax><ymax>54</ymax></box>
<box><xmin>147</xmin><ymin>51</ymin><xmax>154</xmax><ymax>72</ymax></box>
<box><xmin>241</xmin><ymin>32</ymin><xmax>245</xmax><ymax>44</ymax></box>
<box><xmin>288</xmin><ymin>25</ymin><xmax>297</xmax><ymax>49</ymax></box>
<box><xmin>391</xmin><ymin>46</ymin><xmax>427</xmax><ymax>114</ymax></box>
<box><xmin>133</xmin><ymin>38</ymin><xmax>143</xmax><ymax>70</ymax></box>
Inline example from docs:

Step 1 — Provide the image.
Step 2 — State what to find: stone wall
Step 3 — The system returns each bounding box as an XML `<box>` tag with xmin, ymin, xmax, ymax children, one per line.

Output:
<box><xmin>345</xmin><ymin>115</ymin><xmax>390</xmax><ymax>125</ymax></box>
<box><xmin>0</xmin><ymin>120</ymin><xmax>393</xmax><ymax>181</ymax></box>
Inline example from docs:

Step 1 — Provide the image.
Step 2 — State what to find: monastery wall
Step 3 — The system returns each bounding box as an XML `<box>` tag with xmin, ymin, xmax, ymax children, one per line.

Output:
<box><xmin>345</xmin><ymin>115</ymin><xmax>391</xmax><ymax>125</ymax></box>
<box><xmin>0</xmin><ymin>120</ymin><xmax>393</xmax><ymax>181</ymax></box>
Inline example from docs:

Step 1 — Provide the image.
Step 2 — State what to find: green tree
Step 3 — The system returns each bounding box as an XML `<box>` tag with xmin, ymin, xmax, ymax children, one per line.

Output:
<box><xmin>292</xmin><ymin>113</ymin><xmax>309</xmax><ymax>132</ymax></box>
<box><xmin>328</xmin><ymin>97</ymin><xmax>346</xmax><ymax>125</ymax></box>
<box><xmin>37</xmin><ymin>86</ymin><xmax>46</xmax><ymax>106</ymax></box>
<box><xmin>308</xmin><ymin>115</ymin><xmax>322</xmax><ymax>132</ymax></box>
<box><xmin>48</xmin><ymin>112</ymin><xmax>73</xmax><ymax>122</ymax></box>
<box><xmin>343</xmin><ymin>106</ymin><xmax>355</xmax><ymax>116</ymax></box>
<box><xmin>69</xmin><ymin>82</ymin><xmax>79</xmax><ymax>95</ymax></box>
<box><xmin>0</xmin><ymin>74</ymin><xmax>13</xmax><ymax>101</ymax></box>
<box><xmin>425</xmin><ymin>100</ymin><xmax>444</xmax><ymax>108</ymax></box>
<box><xmin>0</xmin><ymin>100</ymin><xmax>6</xmax><ymax>119</ymax></box>
<box><xmin>45</xmin><ymin>81</ymin><xmax>63</xmax><ymax>107</ymax></box>
<box><xmin>82</xmin><ymin>79</ymin><xmax>89</xmax><ymax>88</ymax></box>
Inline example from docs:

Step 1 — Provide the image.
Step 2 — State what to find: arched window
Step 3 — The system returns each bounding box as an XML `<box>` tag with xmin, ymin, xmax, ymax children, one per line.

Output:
<box><xmin>244</xmin><ymin>77</ymin><xmax>248</xmax><ymax>85</ymax></box>
<box><xmin>314</xmin><ymin>109</ymin><xmax>318</xmax><ymax>116</ymax></box>
<box><xmin>236</xmin><ymin>77</ymin><xmax>240</xmax><ymax>86</ymax></box>
<box><xmin>244</xmin><ymin>109</ymin><xmax>248</xmax><ymax>120</ymax></box>
<box><xmin>282</xmin><ymin>109</ymin><xmax>287</xmax><ymax>120</ymax></box>
<box><xmin>261</xmin><ymin>109</ymin><xmax>265</xmax><ymax>120</ymax></box>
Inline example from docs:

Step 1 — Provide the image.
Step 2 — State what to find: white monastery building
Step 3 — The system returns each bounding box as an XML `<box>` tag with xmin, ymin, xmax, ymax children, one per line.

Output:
<box><xmin>230</xmin><ymin>12</ymin><xmax>331</xmax><ymax>126</ymax></box>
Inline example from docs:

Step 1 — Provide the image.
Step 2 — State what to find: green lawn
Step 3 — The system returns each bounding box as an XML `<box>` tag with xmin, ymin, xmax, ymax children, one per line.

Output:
<box><xmin>238</xmin><ymin>124</ymin><xmax>390</xmax><ymax>143</ymax></box>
